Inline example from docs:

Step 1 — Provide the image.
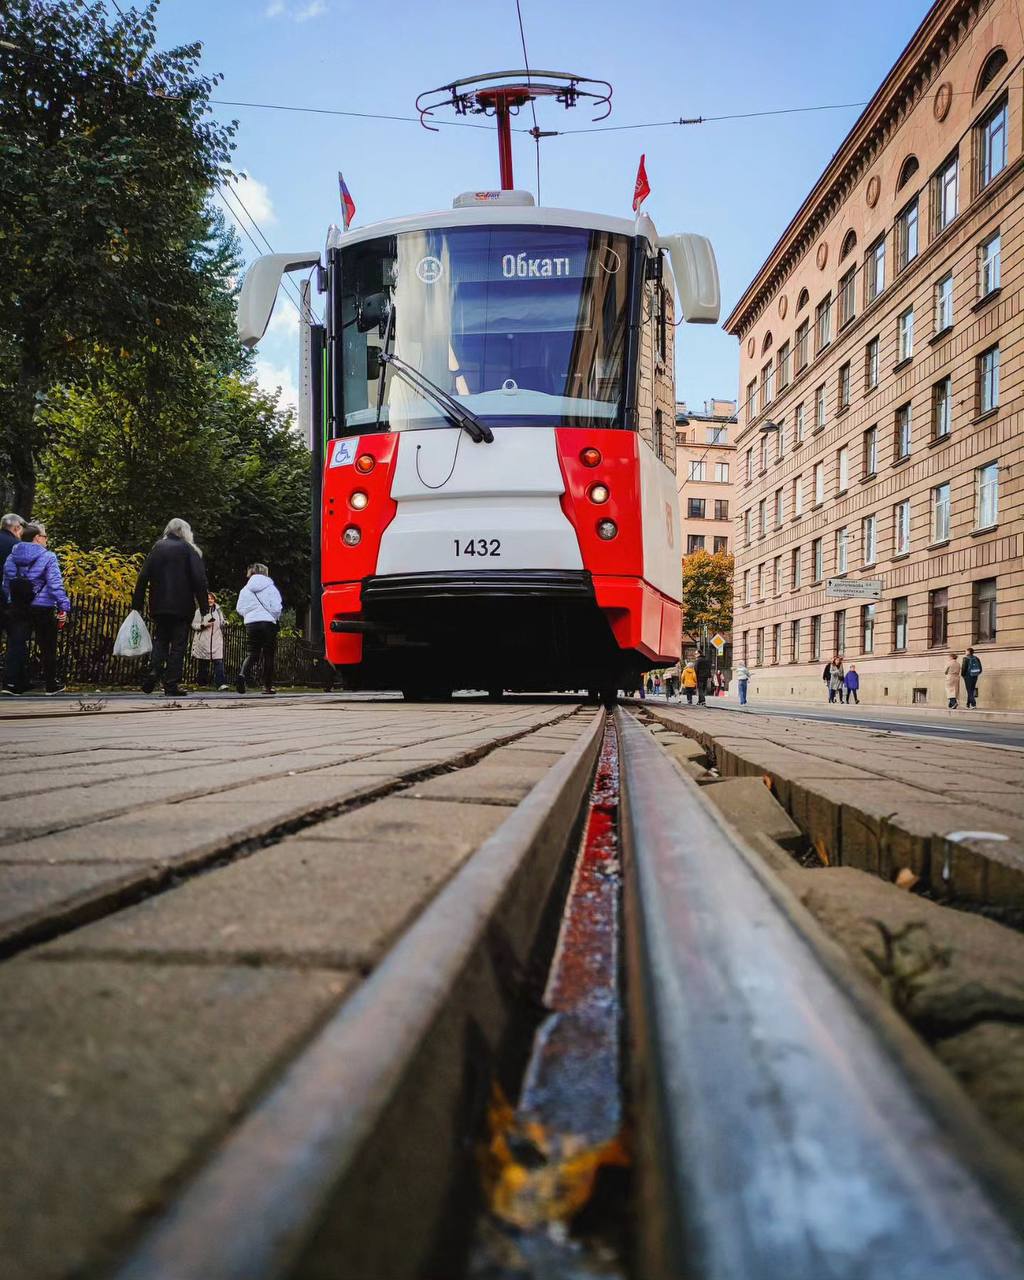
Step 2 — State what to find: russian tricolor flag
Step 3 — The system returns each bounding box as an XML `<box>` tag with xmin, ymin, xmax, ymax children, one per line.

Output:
<box><xmin>338</xmin><ymin>171</ymin><xmax>355</xmax><ymax>230</ymax></box>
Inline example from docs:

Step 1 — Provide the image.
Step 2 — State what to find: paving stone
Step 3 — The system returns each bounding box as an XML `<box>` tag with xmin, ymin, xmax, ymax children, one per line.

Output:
<box><xmin>0</xmin><ymin>862</ymin><xmax>158</xmax><ymax>947</ymax></box>
<box><xmin>934</xmin><ymin>1023</ymin><xmax>1024</xmax><ymax>1152</ymax></box>
<box><xmin>296</xmin><ymin>796</ymin><xmax>508</xmax><ymax>849</ymax></box>
<box><xmin>185</xmin><ymin>773</ymin><xmax>392</xmax><ymax>815</ymax></box>
<box><xmin>701</xmin><ymin>777</ymin><xmax>803</xmax><ymax>850</ymax></box>
<box><xmin>401</xmin><ymin>762</ymin><xmax>547</xmax><ymax>805</ymax></box>
<box><xmin>482</xmin><ymin>746</ymin><xmax>565</xmax><ymax>771</ymax></box>
<box><xmin>0</xmin><ymin>959</ymin><xmax>351</xmax><ymax>1280</ymax></box>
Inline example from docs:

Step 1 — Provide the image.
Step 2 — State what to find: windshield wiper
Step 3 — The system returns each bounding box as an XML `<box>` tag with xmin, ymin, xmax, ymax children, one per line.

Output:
<box><xmin>374</xmin><ymin>304</ymin><xmax>493</xmax><ymax>444</ymax></box>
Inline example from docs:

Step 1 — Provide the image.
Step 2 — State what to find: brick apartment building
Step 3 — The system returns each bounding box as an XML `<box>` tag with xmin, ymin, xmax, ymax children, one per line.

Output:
<box><xmin>726</xmin><ymin>0</ymin><xmax>1023</xmax><ymax>708</ymax></box>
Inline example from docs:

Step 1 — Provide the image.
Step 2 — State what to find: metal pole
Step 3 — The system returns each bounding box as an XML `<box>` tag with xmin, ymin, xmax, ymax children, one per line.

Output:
<box><xmin>495</xmin><ymin>98</ymin><xmax>514</xmax><ymax>189</ymax></box>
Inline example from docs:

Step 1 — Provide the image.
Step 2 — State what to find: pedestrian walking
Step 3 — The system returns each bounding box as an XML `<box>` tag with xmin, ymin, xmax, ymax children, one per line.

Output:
<box><xmin>843</xmin><ymin>664</ymin><xmax>860</xmax><ymax>704</ymax></box>
<box><xmin>664</xmin><ymin>662</ymin><xmax>680</xmax><ymax>700</ymax></box>
<box><xmin>735</xmin><ymin>661</ymin><xmax>751</xmax><ymax>706</ymax></box>
<box><xmin>0</xmin><ymin>513</ymin><xmax>24</xmax><ymax>679</ymax></box>
<box><xmin>235</xmin><ymin>563</ymin><xmax>283</xmax><ymax>696</ymax></box>
<box><xmin>695</xmin><ymin>649</ymin><xmax>711</xmax><ymax>706</ymax></box>
<box><xmin>944</xmin><ymin>652</ymin><xmax>961</xmax><ymax>710</ymax></box>
<box><xmin>827</xmin><ymin>656</ymin><xmax>845</xmax><ymax>704</ymax></box>
<box><xmin>822</xmin><ymin>660</ymin><xmax>832</xmax><ymax>700</ymax></box>
<box><xmin>682</xmin><ymin>660</ymin><xmax>697</xmax><ymax>705</ymax></box>
<box><xmin>716</xmin><ymin>670</ymin><xmax>726</xmax><ymax>697</ymax></box>
<box><xmin>191</xmin><ymin>592</ymin><xmax>228</xmax><ymax>689</ymax></box>
<box><xmin>961</xmin><ymin>648</ymin><xmax>983</xmax><ymax>708</ymax></box>
<box><xmin>132</xmin><ymin>518</ymin><xmax>209</xmax><ymax>698</ymax></box>
<box><xmin>2</xmin><ymin>522</ymin><xmax>70</xmax><ymax>696</ymax></box>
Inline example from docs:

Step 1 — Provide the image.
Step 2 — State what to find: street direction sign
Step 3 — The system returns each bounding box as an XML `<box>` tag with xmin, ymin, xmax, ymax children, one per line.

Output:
<box><xmin>711</xmin><ymin>633</ymin><xmax>726</xmax><ymax>652</ymax></box>
<box><xmin>826</xmin><ymin>578</ymin><xmax>883</xmax><ymax>599</ymax></box>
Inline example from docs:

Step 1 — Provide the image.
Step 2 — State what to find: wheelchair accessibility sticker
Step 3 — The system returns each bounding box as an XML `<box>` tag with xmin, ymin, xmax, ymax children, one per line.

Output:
<box><xmin>330</xmin><ymin>437</ymin><xmax>360</xmax><ymax>468</ymax></box>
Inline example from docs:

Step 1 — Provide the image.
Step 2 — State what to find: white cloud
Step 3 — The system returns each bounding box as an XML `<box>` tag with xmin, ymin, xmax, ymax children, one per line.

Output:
<box><xmin>295</xmin><ymin>0</ymin><xmax>326</xmax><ymax>17</ymax></box>
<box><xmin>231</xmin><ymin>173</ymin><xmax>276</xmax><ymax>227</ymax></box>
<box><xmin>265</xmin><ymin>303</ymin><xmax>299</xmax><ymax>342</ymax></box>
<box><xmin>265</xmin><ymin>0</ymin><xmax>327</xmax><ymax>18</ymax></box>
<box><xmin>264</xmin><ymin>0</ymin><xmax>286</xmax><ymax>13</ymax></box>
<box><xmin>254</xmin><ymin>357</ymin><xmax>300</xmax><ymax>418</ymax></box>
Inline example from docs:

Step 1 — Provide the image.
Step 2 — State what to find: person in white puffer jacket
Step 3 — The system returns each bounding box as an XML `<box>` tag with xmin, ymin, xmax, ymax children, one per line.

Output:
<box><xmin>235</xmin><ymin>563</ymin><xmax>283</xmax><ymax>696</ymax></box>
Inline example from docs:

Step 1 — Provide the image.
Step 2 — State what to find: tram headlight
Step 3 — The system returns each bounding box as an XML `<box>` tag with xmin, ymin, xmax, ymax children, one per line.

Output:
<box><xmin>596</xmin><ymin>519</ymin><xmax>618</xmax><ymax>540</ymax></box>
<box><xmin>350</xmin><ymin>490</ymin><xmax>369</xmax><ymax>510</ymax></box>
<box><xmin>588</xmin><ymin>483</ymin><xmax>609</xmax><ymax>504</ymax></box>
<box><xmin>355</xmin><ymin>453</ymin><xmax>376</xmax><ymax>474</ymax></box>
<box><xmin>342</xmin><ymin>525</ymin><xmax>362</xmax><ymax>546</ymax></box>
<box><xmin>580</xmin><ymin>447</ymin><xmax>602</xmax><ymax>467</ymax></box>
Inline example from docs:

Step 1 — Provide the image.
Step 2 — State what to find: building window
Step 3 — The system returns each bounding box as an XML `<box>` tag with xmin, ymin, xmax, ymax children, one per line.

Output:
<box><xmin>793</xmin><ymin>475</ymin><xmax>803</xmax><ymax>517</ymax></box>
<box><xmin>811</xmin><ymin>614</ymin><xmax>822</xmax><ymax>661</ymax></box>
<box><xmin>862</xmin><ymin>513</ymin><xmax>877</xmax><ymax>564</ymax></box>
<box><xmin>689</xmin><ymin>460</ymin><xmax>707</xmax><ymax>481</ymax></box>
<box><xmin>834</xmin><ymin>610</ymin><xmax>847</xmax><ymax>655</ymax></box>
<box><xmin>756</xmin><ymin>627</ymin><xmax>765</xmax><ymax>666</ymax></box>
<box><xmin>653</xmin><ymin>409</ymin><xmax>663</xmax><ymax>457</ymax></box>
<box><xmin>895</xmin><ymin>404</ymin><xmax>911</xmax><ymax>462</ymax></box>
<box><xmin>687</xmin><ymin>497</ymin><xmax>706</xmax><ymax>519</ymax></box>
<box><xmin>757</xmin><ymin>563</ymin><xmax>765</xmax><ymax>600</ymax></box>
<box><xmin>841</xmin><ymin>229</ymin><xmax>857</xmax><ymax>259</ymax></box>
<box><xmin>815</xmin><ymin>294</ymin><xmax>832</xmax><ymax>352</ymax></box>
<box><xmin>714</xmin><ymin>499</ymin><xmax>729</xmax><ymax>520</ymax></box>
<box><xmin>894</xmin><ymin>498</ymin><xmax>911</xmax><ymax>554</ymax></box>
<box><xmin>815</xmin><ymin>384</ymin><xmax>826</xmax><ymax>430</ymax></box>
<box><xmin>713</xmin><ymin>535</ymin><xmax>728</xmax><ymax>553</ymax></box>
<box><xmin>933</xmin><ymin>152</ymin><xmax>958</xmax><ymax>233</ymax></box>
<box><xmin>812</xmin><ymin>537</ymin><xmax>823</xmax><ymax>582</ymax></box>
<box><xmin>838</xmin><ymin>267</ymin><xmax>856</xmax><ymax>328</ymax></box>
<box><xmin>934</xmin><ymin>274</ymin><xmax>953</xmax><ymax>333</ymax></box>
<box><xmin>932</xmin><ymin>377</ymin><xmax>952</xmax><ymax>440</ymax></box>
<box><xmin>836</xmin><ymin>526</ymin><xmax>848</xmax><ymax>573</ymax></box>
<box><xmin>773</xmin><ymin>556</ymin><xmax>782</xmax><ymax>596</ymax></box>
<box><xmin>744</xmin><ymin>509</ymin><xmax>752</xmax><ymax>544</ymax></box>
<box><xmin>866</xmin><ymin>236</ymin><xmax>885</xmax><ymax>302</ymax></box>
<box><xmin>760</xmin><ymin>431</ymin><xmax>771</xmax><ymax>473</ymax></box>
<box><xmin>777</xmin><ymin>340</ymin><xmax>791</xmax><ymax>391</ymax></box>
<box><xmin>706</xmin><ymin>425</ymin><xmax>728</xmax><ymax>444</ymax></box>
<box><xmin>758</xmin><ymin>497</ymin><xmax>767</xmax><ymax>536</ymax></box>
<box><xmin>977</xmin><ymin>97</ymin><xmax>1007</xmax><ymax>191</ymax></box>
<box><xmin>714</xmin><ymin>461</ymin><xmax>730</xmax><ymax>483</ymax></box>
<box><xmin>795</xmin><ymin>320</ymin><xmax>810</xmax><ymax>371</ymax></box>
<box><xmin>791</xmin><ymin>545</ymin><xmax>802</xmax><ymax>588</ymax></box>
<box><xmin>974</xmin><ymin>578</ymin><xmax>997</xmax><ymax>643</ymax></box>
<box><xmin>687</xmin><ymin>535</ymin><xmax>706</xmax><ymax>554</ymax></box>
<box><xmin>761</xmin><ymin>360</ymin><xmax>774</xmax><ymax>406</ymax></box>
<box><xmin>976</xmin><ymin>460</ymin><xmax>999</xmax><ymax>529</ymax></box>
<box><xmin>743</xmin><ymin>570</ymin><xmax>751</xmax><ymax>604</ymax></box>
<box><xmin>978</xmin><ymin>345</ymin><xmax>1000</xmax><ymax>414</ymax></box>
<box><xmin>896</xmin><ymin>198</ymin><xmax>919</xmax><ymax>271</ymax></box>
<box><xmin>772</xmin><ymin>623</ymin><xmax>782</xmax><ymax>664</ymax></box>
<box><xmin>795</xmin><ymin>402</ymin><xmax>805</xmax><ymax>443</ymax></box>
<box><xmin>976</xmin><ymin>49</ymin><xmax>1008</xmax><ymax>98</ymax></box>
<box><xmin>931</xmin><ymin>482</ymin><xmax>950</xmax><ymax>543</ymax></box>
<box><xmin>742</xmin><ymin>630</ymin><xmax>749</xmax><ymax>662</ymax></box>
<box><xmin>813</xmin><ymin>462</ymin><xmax>824</xmax><ymax>506</ymax></box>
<box><xmin>980</xmin><ymin>231</ymin><xmax>1001</xmax><ymax>297</ymax></box>
<box><xmin>865</xmin><ymin>336</ymin><xmax>879</xmax><ymax>390</ymax></box>
<box><xmin>791</xmin><ymin>619</ymin><xmax>801</xmax><ymax>662</ymax></box>
<box><xmin>897</xmin><ymin>307</ymin><xmax>914</xmax><ymax>361</ymax></box>
<box><xmin>863</xmin><ymin>425</ymin><xmax>877</xmax><ymax>476</ymax></box>
<box><xmin>775</xmin><ymin>420</ymin><xmax>785</xmax><ymax>461</ymax></box>
<box><xmin>837</xmin><ymin>445</ymin><xmax>849</xmax><ymax>492</ymax></box>
<box><xmin>862</xmin><ymin>603</ymin><xmax>876</xmax><ymax>654</ymax></box>
<box><xmin>929</xmin><ymin>587</ymin><xmax>949</xmax><ymax>647</ymax></box>
<box><xmin>892</xmin><ymin>596</ymin><xmax>908</xmax><ymax>650</ymax></box>
<box><xmin>774</xmin><ymin>488</ymin><xmax>783</xmax><ymax>527</ymax></box>
<box><xmin>838</xmin><ymin>362</ymin><xmax>851</xmax><ymax>410</ymax></box>
<box><xmin>746</xmin><ymin>379</ymin><xmax>758</xmax><ymax>421</ymax></box>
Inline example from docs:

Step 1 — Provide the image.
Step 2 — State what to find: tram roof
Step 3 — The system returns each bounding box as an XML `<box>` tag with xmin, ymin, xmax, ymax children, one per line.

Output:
<box><xmin>327</xmin><ymin>205</ymin><xmax>659</xmax><ymax>251</ymax></box>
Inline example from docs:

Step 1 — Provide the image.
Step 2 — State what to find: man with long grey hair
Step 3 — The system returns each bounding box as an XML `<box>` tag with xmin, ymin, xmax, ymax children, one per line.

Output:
<box><xmin>131</xmin><ymin>518</ymin><xmax>209</xmax><ymax>697</ymax></box>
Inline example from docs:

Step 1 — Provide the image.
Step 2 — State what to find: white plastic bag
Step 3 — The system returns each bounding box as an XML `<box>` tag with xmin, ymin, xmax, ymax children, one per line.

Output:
<box><xmin>113</xmin><ymin>610</ymin><xmax>152</xmax><ymax>658</ymax></box>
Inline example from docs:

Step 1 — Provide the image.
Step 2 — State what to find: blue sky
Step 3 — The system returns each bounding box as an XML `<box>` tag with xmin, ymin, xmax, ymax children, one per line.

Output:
<box><xmin>153</xmin><ymin>0</ymin><xmax>929</xmax><ymax>414</ymax></box>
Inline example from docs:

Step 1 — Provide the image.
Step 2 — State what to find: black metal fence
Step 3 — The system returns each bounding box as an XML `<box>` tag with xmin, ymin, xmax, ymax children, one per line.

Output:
<box><xmin>2</xmin><ymin>596</ymin><xmax>328</xmax><ymax>690</ymax></box>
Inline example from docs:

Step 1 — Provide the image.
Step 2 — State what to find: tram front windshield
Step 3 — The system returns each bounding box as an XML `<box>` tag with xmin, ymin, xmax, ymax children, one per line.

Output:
<box><xmin>339</xmin><ymin>225</ymin><xmax>631</xmax><ymax>433</ymax></box>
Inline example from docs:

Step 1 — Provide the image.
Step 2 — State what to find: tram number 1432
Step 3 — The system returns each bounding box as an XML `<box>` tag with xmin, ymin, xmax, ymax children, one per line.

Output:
<box><xmin>454</xmin><ymin>538</ymin><xmax>501</xmax><ymax>557</ymax></box>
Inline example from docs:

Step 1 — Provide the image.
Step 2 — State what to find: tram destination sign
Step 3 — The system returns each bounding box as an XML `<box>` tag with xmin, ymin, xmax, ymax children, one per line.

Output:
<box><xmin>826</xmin><ymin>578</ymin><xmax>883</xmax><ymax>600</ymax></box>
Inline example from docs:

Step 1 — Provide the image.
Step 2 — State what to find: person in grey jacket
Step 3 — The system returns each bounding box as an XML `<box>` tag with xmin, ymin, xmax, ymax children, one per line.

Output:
<box><xmin>235</xmin><ymin>564</ymin><xmax>283</xmax><ymax>695</ymax></box>
<box><xmin>133</xmin><ymin>518</ymin><xmax>208</xmax><ymax>697</ymax></box>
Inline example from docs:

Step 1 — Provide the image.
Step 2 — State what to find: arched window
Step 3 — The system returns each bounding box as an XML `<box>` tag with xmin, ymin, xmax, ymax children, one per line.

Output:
<box><xmin>761</xmin><ymin>331</ymin><xmax>773</xmax><ymax>354</ymax></box>
<box><xmin>896</xmin><ymin>156</ymin><xmax>919</xmax><ymax>190</ymax></box>
<box><xmin>797</xmin><ymin>288</ymin><xmax>809</xmax><ymax>311</ymax></box>
<box><xmin>840</xmin><ymin>229</ymin><xmax>857</xmax><ymax>260</ymax></box>
<box><xmin>975</xmin><ymin>48</ymin><xmax>1008</xmax><ymax>99</ymax></box>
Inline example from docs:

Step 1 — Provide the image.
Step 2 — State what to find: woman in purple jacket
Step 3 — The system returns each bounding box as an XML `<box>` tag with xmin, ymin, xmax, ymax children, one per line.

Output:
<box><xmin>2</xmin><ymin>522</ymin><xmax>71</xmax><ymax>695</ymax></box>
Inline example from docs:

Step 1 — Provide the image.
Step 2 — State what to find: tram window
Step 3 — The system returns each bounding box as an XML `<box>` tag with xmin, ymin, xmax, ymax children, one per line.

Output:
<box><xmin>339</xmin><ymin>225</ymin><xmax>632</xmax><ymax>432</ymax></box>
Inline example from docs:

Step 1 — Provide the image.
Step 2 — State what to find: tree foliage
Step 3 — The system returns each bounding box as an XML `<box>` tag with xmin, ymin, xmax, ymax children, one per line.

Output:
<box><xmin>680</xmin><ymin>550</ymin><xmax>734</xmax><ymax>640</ymax></box>
<box><xmin>54</xmin><ymin>544</ymin><xmax>144</xmax><ymax>603</ymax></box>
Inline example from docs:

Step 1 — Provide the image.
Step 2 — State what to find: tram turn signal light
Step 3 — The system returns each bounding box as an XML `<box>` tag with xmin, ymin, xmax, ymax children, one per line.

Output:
<box><xmin>350</xmin><ymin>490</ymin><xmax>369</xmax><ymax>510</ymax></box>
<box><xmin>342</xmin><ymin>525</ymin><xmax>362</xmax><ymax>546</ymax></box>
<box><xmin>580</xmin><ymin>447</ymin><xmax>602</xmax><ymax>467</ymax></box>
<box><xmin>588</xmin><ymin>483</ymin><xmax>609</xmax><ymax>504</ymax></box>
<box><xmin>596</xmin><ymin>519</ymin><xmax>618</xmax><ymax>540</ymax></box>
<box><xmin>355</xmin><ymin>453</ymin><xmax>376</xmax><ymax>474</ymax></box>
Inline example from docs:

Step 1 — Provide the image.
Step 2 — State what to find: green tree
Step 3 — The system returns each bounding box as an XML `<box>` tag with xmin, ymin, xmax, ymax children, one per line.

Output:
<box><xmin>680</xmin><ymin>550</ymin><xmax>734</xmax><ymax>642</ymax></box>
<box><xmin>0</xmin><ymin>0</ymin><xmax>237</xmax><ymax>512</ymax></box>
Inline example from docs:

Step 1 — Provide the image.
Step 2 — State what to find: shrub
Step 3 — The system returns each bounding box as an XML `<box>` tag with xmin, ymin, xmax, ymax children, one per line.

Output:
<box><xmin>55</xmin><ymin>544</ymin><xmax>144</xmax><ymax>603</ymax></box>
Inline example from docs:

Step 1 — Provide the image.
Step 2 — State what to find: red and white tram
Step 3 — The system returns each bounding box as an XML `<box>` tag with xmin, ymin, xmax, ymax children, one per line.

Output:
<box><xmin>237</xmin><ymin>72</ymin><xmax>719</xmax><ymax>700</ymax></box>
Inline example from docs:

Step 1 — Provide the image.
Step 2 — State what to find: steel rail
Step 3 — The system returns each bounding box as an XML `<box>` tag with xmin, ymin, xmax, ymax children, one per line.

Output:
<box><xmin>616</xmin><ymin>708</ymin><xmax>1024</xmax><ymax>1280</ymax></box>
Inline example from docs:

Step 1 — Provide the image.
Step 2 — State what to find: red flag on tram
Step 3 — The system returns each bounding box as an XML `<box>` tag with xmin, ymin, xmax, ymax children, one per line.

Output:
<box><xmin>632</xmin><ymin>154</ymin><xmax>650</xmax><ymax>213</ymax></box>
<box><xmin>338</xmin><ymin>171</ymin><xmax>356</xmax><ymax>230</ymax></box>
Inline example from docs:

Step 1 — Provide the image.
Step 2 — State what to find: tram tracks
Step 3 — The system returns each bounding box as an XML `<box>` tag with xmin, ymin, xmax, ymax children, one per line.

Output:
<box><xmin>98</xmin><ymin>706</ymin><xmax>1024</xmax><ymax>1280</ymax></box>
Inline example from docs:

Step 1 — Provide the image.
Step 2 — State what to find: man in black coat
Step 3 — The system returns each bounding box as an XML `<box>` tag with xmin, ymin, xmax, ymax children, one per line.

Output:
<box><xmin>132</xmin><ymin>518</ymin><xmax>209</xmax><ymax>697</ymax></box>
<box><xmin>695</xmin><ymin>649</ymin><xmax>711</xmax><ymax>706</ymax></box>
<box><xmin>0</xmin><ymin>514</ymin><xmax>25</xmax><ymax>674</ymax></box>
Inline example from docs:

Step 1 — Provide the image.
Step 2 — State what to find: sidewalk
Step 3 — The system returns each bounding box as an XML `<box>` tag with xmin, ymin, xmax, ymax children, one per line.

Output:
<box><xmin>655</xmin><ymin>692</ymin><xmax>1024</xmax><ymax>726</ymax></box>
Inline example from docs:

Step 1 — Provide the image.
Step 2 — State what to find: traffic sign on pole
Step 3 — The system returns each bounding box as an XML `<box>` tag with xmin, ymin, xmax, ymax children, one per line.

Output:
<box><xmin>711</xmin><ymin>633</ymin><xmax>725</xmax><ymax>653</ymax></box>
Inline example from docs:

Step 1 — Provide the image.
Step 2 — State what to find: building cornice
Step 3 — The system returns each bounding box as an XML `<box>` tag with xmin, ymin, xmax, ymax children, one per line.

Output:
<box><xmin>724</xmin><ymin>0</ymin><xmax>992</xmax><ymax>337</ymax></box>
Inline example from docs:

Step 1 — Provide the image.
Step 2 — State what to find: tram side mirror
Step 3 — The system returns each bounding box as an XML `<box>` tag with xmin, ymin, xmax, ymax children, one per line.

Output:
<box><xmin>236</xmin><ymin>251</ymin><xmax>321</xmax><ymax>347</ymax></box>
<box><xmin>658</xmin><ymin>233</ymin><xmax>720</xmax><ymax>324</ymax></box>
<box><xmin>357</xmin><ymin>292</ymin><xmax>388</xmax><ymax>333</ymax></box>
